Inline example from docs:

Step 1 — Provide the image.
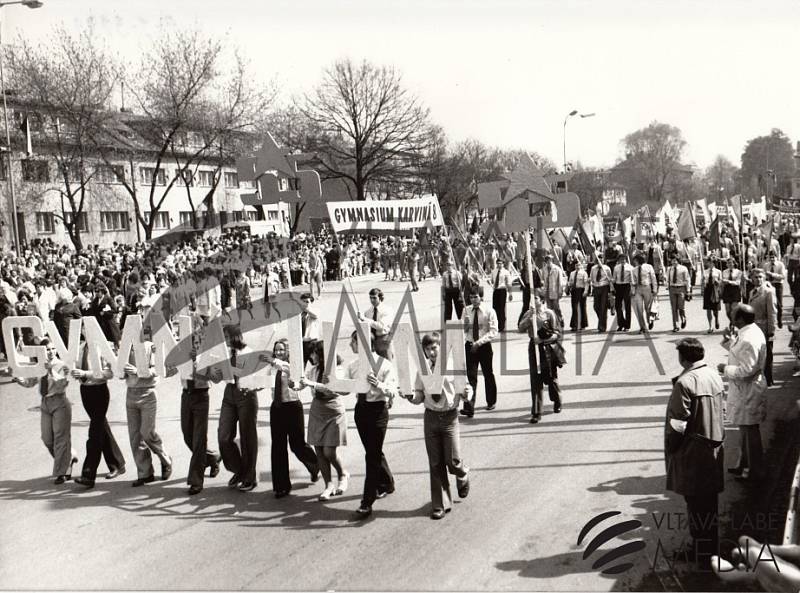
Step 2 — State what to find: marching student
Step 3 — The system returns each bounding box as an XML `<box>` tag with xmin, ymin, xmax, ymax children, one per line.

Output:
<box><xmin>489</xmin><ymin>258</ymin><xmax>513</xmax><ymax>332</ymax></box>
<box><xmin>540</xmin><ymin>253</ymin><xmax>564</xmax><ymax>327</ymax></box>
<box><xmin>612</xmin><ymin>254</ymin><xmax>633</xmax><ymax>331</ymax></box>
<box><xmin>702</xmin><ymin>257</ymin><xmax>723</xmax><ymax>334</ymax></box>
<box><xmin>631</xmin><ymin>253</ymin><xmax>657</xmax><ymax>334</ymax></box>
<box><xmin>358</xmin><ymin>288</ymin><xmax>393</xmax><ymax>359</ymax></box>
<box><xmin>764</xmin><ymin>251</ymin><xmax>786</xmax><ymax>328</ymax></box>
<box><xmin>441</xmin><ymin>259</ymin><xmax>464</xmax><ymax>321</ymax></box>
<box><xmin>589</xmin><ymin>254</ymin><xmax>613</xmax><ymax>333</ymax></box>
<box><xmin>404</xmin><ymin>332</ymin><xmax>471</xmax><ymax>520</ymax></box>
<box><xmin>13</xmin><ymin>337</ymin><xmax>78</xmax><ymax>484</ymax></box>
<box><xmin>519</xmin><ymin>291</ymin><xmax>563</xmax><ymax>423</ymax></box>
<box><xmin>567</xmin><ymin>262</ymin><xmax>589</xmax><ymax>332</ymax></box>
<box><xmin>748</xmin><ymin>269</ymin><xmax>778</xmax><ymax>386</ymax></box>
<box><xmin>721</xmin><ymin>258</ymin><xmax>743</xmax><ymax>328</ymax></box>
<box><xmin>667</xmin><ymin>254</ymin><xmax>691</xmax><ymax>332</ymax></box>
<box><xmin>461</xmin><ymin>287</ymin><xmax>498</xmax><ymax>417</ymax></box>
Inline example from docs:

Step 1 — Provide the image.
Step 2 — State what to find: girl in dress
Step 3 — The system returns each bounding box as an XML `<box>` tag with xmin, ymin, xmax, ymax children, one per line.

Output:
<box><xmin>300</xmin><ymin>340</ymin><xmax>350</xmax><ymax>501</ymax></box>
<box><xmin>721</xmin><ymin>257</ymin><xmax>743</xmax><ymax>328</ymax></box>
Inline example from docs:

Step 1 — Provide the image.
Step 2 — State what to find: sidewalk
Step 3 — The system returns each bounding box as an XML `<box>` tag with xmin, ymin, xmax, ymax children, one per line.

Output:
<box><xmin>642</xmin><ymin>322</ymin><xmax>800</xmax><ymax>591</ymax></box>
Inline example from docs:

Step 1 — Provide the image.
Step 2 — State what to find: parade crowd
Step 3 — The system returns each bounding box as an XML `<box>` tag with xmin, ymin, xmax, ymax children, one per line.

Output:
<box><xmin>1</xmin><ymin>209</ymin><xmax>800</xmax><ymax>529</ymax></box>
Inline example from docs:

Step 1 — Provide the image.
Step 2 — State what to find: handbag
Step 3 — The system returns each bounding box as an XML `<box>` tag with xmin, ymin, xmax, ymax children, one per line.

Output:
<box><xmin>548</xmin><ymin>340</ymin><xmax>567</xmax><ymax>368</ymax></box>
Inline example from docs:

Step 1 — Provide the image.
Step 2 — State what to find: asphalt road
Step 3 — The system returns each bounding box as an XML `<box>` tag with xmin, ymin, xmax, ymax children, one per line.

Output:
<box><xmin>0</xmin><ymin>273</ymin><xmax>796</xmax><ymax>591</ymax></box>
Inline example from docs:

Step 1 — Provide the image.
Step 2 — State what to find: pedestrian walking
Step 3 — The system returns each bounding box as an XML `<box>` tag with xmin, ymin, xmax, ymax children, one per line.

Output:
<box><xmin>667</xmin><ymin>255</ymin><xmax>691</xmax><ymax>332</ymax></box>
<box><xmin>519</xmin><ymin>292</ymin><xmax>564</xmax><ymax>423</ymax></box>
<box><xmin>703</xmin><ymin>257</ymin><xmax>722</xmax><ymax>334</ymax></box>
<box><xmin>461</xmin><ymin>287</ymin><xmax>498</xmax><ymax>417</ymax></box>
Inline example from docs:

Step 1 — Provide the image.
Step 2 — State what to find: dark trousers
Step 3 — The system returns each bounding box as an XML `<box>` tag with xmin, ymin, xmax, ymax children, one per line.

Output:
<box><xmin>592</xmin><ymin>285</ymin><xmax>610</xmax><ymax>331</ymax></box>
<box><xmin>269</xmin><ymin>400</ymin><xmax>318</xmax><ymax>492</ymax></box>
<box><xmin>79</xmin><ymin>383</ymin><xmax>125</xmax><ymax>481</ymax></box>
<box><xmin>180</xmin><ymin>388</ymin><xmax>218</xmax><ymax>488</ymax></box>
<box><xmin>735</xmin><ymin>424</ymin><xmax>764</xmax><ymax>479</ymax></box>
<box><xmin>614</xmin><ymin>283</ymin><xmax>631</xmax><ymax>329</ymax></box>
<box><xmin>464</xmin><ymin>342</ymin><xmax>497</xmax><ymax>414</ymax></box>
<box><xmin>775</xmin><ymin>282</ymin><xmax>784</xmax><ymax>327</ymax></box>
<box><xmin>519</xmin><ymin>286</ymin><xmax>531</xmax><ymax>325</ymax></box>
<box><xmin>443</xmin><ymin>288</ymin><xmax>463</xmax><ymax>321</ymax></box>
<box><xmin>528</xmin><ymin>340</ymin><xmax>562</xmax><ymax>418</ymax></box>
<box><xmin>492</xmin><ymin>288</ymin><xmax>507</xmax><ymax>331</ymax></box>
<box><xmin>570</xmin><ymin>287</ymin><xmax>588</xmax><ymax>329</ymax></box>
<box><xmin>354</xmin><ymin>399</ymin><xmax>394</xmax><ymax>507</ymax></box>
<box><xmin>684</xmin><ymin>493</ymin><xmax>719</xmax><ymax>561</ymax></box>
<box><xmin>765</xmin><ymin>340</ymin><xmax>774</xmax><ymax>386</ymax></box>
<box><xmin>218</xmin><ymin>383</ymin><xmax>259</xmax><ymax>484</ymax></box>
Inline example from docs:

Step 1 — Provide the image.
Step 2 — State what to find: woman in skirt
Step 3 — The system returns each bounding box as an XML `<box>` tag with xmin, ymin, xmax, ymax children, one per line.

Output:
<box><xmin>702</xmin><ymin>257</ymin><xmax>723</xmax><ymax>333</ymax></box>
<box><xmin>721</xmin><ymin>257</ymin><xmax>743</xmax><ymax>328</ymax></box>
<box><xmin>301</xmin><ymin>340</ymin><xmax>350</xmax><ymax>501</ymax></box>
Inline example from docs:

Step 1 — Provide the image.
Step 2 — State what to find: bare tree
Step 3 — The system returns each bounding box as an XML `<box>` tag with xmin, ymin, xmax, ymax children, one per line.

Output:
<box><xmin>99</xmin><ymin>27</ymin><xmax>272</xmax><ymax>239</ymax></box>
<box><xmin>8</xmin><ymin>25</ymin><xmax>118</xmax><ymax>250</ymax></box>
<box><xmin>297</xmin><ymin>58</ymin><xmax>431</xmax><ymax>201</ymax></box>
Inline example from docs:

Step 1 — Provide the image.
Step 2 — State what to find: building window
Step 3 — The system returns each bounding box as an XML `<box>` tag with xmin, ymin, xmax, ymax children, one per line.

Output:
<box><xmin>239</xmin><ymin>179</ymin><xmax>256</xmax><ymax>189</ymax></box>
<box><xmin>267</xmin><ymin>210</ymin><xmax>279</xmax><ymax>221</ymax></box>
<box><xmin>0</xmin><ymin>157</ymin><xmax>6</xmax><ymax>181</ymax></box>
<box><xmin>179</xmin><ymin>211</ymin><xmax>206</xmax><ymax>227</ymax></box>
<box><xmin>175</xmin><ymin>169</ymin><xmax>193</xmax><ymax>187</ymax></box>
<box><xmin>22</xmin><ymin>159</ymin><xmax>49</xmax><ymax>182</ymax></box>
<box><xmin>63</xmin><ymin>211</ymin><xmax>89</xmax><ymax>232</ymax></box>
<box><xmin>197</xmin><ymin>170</ymin><xmax>214</xmax><ymax>187</ymax></box>
<box><xmin>95</xmin><ymin>164</ymin><xmax>124</xmax><ymax>184</ymax></box>
<box><xmin>233</xmin><ymin>210</ymin><xmax>245</xmax><ymax>222</ymax></box>
<box><xmin>143</xmin><ymin>211</ymin><xmax>170</xmax><ymax>230</ymax></box>
<box><xmin>224</xmin><ymin>172</ymin><xmax>238</xmax><ymax>188</ymax></box>
<box><xmin>140</xmin><ymin>167</ymin><xmax>166</xmax><ymax>185</ymax></box>
<box><xmin>100</xmin><ymin>211</ymin><xmax>129</xmax><ymax>232</ymax></box>
<box><xmin>36</xmin><ymin>212</ymin><xmax>55</xmax><ymax>234</ymax></box>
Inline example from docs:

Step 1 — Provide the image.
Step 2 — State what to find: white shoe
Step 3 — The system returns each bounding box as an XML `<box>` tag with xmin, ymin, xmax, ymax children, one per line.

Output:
<box><xmin>334</xmin><ymin>472</ymin><xmax>350</xmax><ymax>496</ymax></box>
<box><xmin>319</xmin><ymin>485</ymin><xmax>335</xmax><ymax>501</ymax></box>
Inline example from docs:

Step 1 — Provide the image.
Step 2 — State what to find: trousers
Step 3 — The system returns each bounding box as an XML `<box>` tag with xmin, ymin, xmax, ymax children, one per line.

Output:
<box><xmin>423</xmin><ymin>408</ymin><xmax>468</xmax><ymax>512</ymax></box>
<box><xmin>180</xmin><ymin>388</ymin><xmax>218</xmax><ymax>487</ymax></box>
<box><xmin>40</xmin><ymin>394</ymin><xmax>76</xmax><ymax>477</ymax></box>
<box><xmin>569</xmin><ymin>287</ymin><xmax>588</xmax><ymax>329</ymax></box>
<box><xmin>126</xmin><ymin>389</ymin><xmax>170</xmax><ymax>479</ymax></box>
<box><xmin>492</xmin><ymin>288</ymin><xmax>507</xmax><ymax>331</ymax></box>
<box><xmin>669</xmin><ymin>287</ymin><xmax>687</xmax><ymax>328</ymax></box>
<box><xmin>79</xmin><ymin>383</ymin><xmax>125</xmax><ymax>480</ymax></box>
<box><xmin>354</xmin><ymin>399</ymin><xmax>394</xmax><ymax>507</ymax></box>
<box><xmin>464</xmin><ymin>342</ymin><xmax>497</xmax><ymax>413</ymax></box>
<box><xmin>633</xmin><ymin>286</ymin><xmax>654</xmax><ymax>331</ymax></box>
<box><xmin>269</xmin><ymin>400</ymin><xmax>318</xmax><ymax>492</ymax></box>
<box><xmin>614</xmin><ymin>283</ymin><xmax>631</xmax><ymax>330</ymax></box>
<box><xmin>443</xmin><ymin>288</ymin><xmax>464</xmax><ymax>321</ymax></box>
<box><xmin>218</xmin><ymin>383</ymin><xmax>259</xmax><ymax>484</ymax></box>
<box><xmin>592</xmin><ymin>285</ymin><xmax>610</xmax><ymax>331</ymax></box>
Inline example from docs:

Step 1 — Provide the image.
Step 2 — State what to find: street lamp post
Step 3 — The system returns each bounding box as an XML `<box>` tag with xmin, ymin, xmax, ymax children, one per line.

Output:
<box><xmin>562</xmin><ymin>110</ymin><xmax>596</xmax><ymax>174</ymax></box>
<box><xmin>0</xmin><ymin>0</ymin><xmax>44</xmax><ymax>253</ymax></box>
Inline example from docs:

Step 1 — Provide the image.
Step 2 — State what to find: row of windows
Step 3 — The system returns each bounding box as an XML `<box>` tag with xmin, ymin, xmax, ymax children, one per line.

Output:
<box><xmin>5</xmin><ymin>160</ymin><xmax>242</xmax><ymax>188</ymax></box>
<box><xmin>31</xmin><ymin>209</ymin><xmax>282</xmax><ymax>234</ymax></box>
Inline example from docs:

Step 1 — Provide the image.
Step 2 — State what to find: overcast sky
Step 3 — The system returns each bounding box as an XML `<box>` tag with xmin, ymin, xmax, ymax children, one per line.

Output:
<box><xmin>6</xmin><ymin>0</ymin><xmax>799</xmax><ymax>172</ymax></box>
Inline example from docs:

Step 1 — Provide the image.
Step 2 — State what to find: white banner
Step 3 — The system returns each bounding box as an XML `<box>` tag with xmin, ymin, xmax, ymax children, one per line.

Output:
<box><xmin>326</xmin><ymin>196</ymin><xmax>444</xmax><ymax>233</ymax></box>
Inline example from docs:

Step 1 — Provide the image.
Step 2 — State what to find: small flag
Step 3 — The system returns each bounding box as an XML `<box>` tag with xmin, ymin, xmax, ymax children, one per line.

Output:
<box><xmin>708</xmin><ymin>216</ymin><xmax>721</xmax><ymax>252</ymax></box>
<box><xmin>676</xmin><ymin>205</ymin><xmax>696</xmax><ymax>240</ymax></box>
<box><xmin>759</xmin><ymin>217</ymin><xmax>773</xmax><ymax>254</ymax></box>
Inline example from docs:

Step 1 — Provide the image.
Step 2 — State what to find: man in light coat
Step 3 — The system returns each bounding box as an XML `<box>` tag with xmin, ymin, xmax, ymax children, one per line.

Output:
<box><xmin>540</xmin><ymin>254</ymin><xmax>564</xmax><ymax>327</ymax></box>
<box><xmin>717</xmin><ymin>304</ymin><xmax>767</xmax><ymax>482</ymax></box>
<box><xmin>748</xmin><ymin>269</ymin><xmax>778</xmax><ymax>386</ymax></box>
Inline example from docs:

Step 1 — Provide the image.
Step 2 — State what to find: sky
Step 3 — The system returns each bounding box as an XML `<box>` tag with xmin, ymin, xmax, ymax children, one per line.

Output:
<box><xmin>5</xmin><ymin>0</ymin><xmax>799</xmax><ymax>173</ymax></box>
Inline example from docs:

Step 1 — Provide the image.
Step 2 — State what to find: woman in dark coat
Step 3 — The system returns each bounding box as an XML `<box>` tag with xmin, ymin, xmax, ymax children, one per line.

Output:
<box><xmin>92</xmin><ymin>281</ymin><xmax>121</xmax><ymax>349</ymax></box>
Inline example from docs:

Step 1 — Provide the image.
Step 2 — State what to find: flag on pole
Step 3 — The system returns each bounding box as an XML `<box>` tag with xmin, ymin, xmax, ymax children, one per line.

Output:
<box><xmin>759</xmin><ymin>217</ymin><xmax>773</xmax><ymax>254</ymax></box>
<box><xmin>708</xmin><ymin>215</ymin><xmax>721</xmax><ymax>253</ymax></box>
<box><xmin>676</xmin><ymin>205</ymin><xmax>696</xmax><ymax>240</ymax></box>
<box><xmin>574</xmin><ymin>218</ymin><xmax>596</xmax><ymax>257</ymax></box>
<box><xmin>726</xmin><ymin>196</ymin><xmax>740</xmax><ymax>234</ymax></box>
<box><xmin>19</xmin><ymin>114</ymin><xmax>32</xmax><ymax>156</ymax></box>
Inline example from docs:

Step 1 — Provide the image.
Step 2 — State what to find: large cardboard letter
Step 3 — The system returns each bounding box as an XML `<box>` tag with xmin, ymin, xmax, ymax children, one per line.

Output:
<box><xmin>82</xmin><ymin>316</ymin><xmax>119</xmax><ymax>375</ymax></box>
<box><xmin>2</xmin><ymin>316</ymin><xmax>45</xmax><ymax>377</ymax></box>
<box><xmin>322</xmin><ymin>320</ymin><xmax>371</xmax><ymax>394</ymax></box>
<box><xmin>115</xmin><ymin>315</ymin><xmax>152</xmax><ymax>378</ymax></box>
<box><xmin>422</xmin><ymin>327</ymin><xmax>467</xmax><ymax>393</ymax></box>
<box><xmin>43</xmin><ymin>319</ymin><xmax>82</xmax><ymax>368</ymax></box>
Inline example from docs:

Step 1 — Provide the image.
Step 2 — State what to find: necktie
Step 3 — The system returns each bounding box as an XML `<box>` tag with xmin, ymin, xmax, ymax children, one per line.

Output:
<box><xmin>545</xmin><ymin>266</ymin><xmax>551</xmax><ymax>295</ymax></box>
<box><xmin>372</xmin><ymin>307</ymin><xmax>378</xmax><ymax>322</ymax></box>
<box><xmin>39</xmin><ymin>369</ymin><xmax>49</xmax><ymax>397</ymax></box>
<box><xmin>446</xmin><ymin>271</ymin><xmax>452</xmax><ymax>289</ymax></box>
<box><xmin>430</xmin><ymin>360</ymin><xmax>441</xmax><ymax>403</ymax></box>
<box><xmin>232</xmin><ymin>350</ymin><xmax>239</xmax><ymax>389</ymax></box>
<box><xmin>274</xmin><ymin>370</ymin><xmax>283</xmax><ymax>405</ymax></box>
<box><xmin>672</xmin><ymin>266</ymin><xmax>677</xmax><ymax>284</ymax></box>
<box><xmin>494</xmin><ymin>269</ymin><xmax>500</xmax><ymax>289</ymax></box>
<box><xmin>301</xmin><ymin>312</ymin><xmax>308</xmax><ymax>336</ymax></box>
<box><xmin>472</xmin><ymin>307</ymin><xmax>479</xmax><ymax>341</ymax></box>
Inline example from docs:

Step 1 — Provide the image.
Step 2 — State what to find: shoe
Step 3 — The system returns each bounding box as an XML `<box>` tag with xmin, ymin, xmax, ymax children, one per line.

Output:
<box><xmin>228</xmin><ymin>474</ymin><xmax>241</xmax><ymax>489</ymax></box>
<box><xmin>673</xmin><ymin>327</ymin><xmax>679</xmax><ymax>333</ymax></box>
<box><xmin>708</xmin><ymin>328</ymin><xmax>713</xmax><ymax>334</ymax></box>
<box><xmin>209</xmin><ymin>456</ymin><xmax>221</xmax><ymax>478</ymax></box>
<box><xmin>553</xmin><ymin>403</ymin><xmax>562</xmax><ymax>413</ymax></box>
<box><xmin>530</xmin><ymin>416</ymin><xmax>540</xmax><ymax>424</ymax></box>
<box><xmin>74</xmin><ymin>476</ymin><xmax>95</xmax><ymax>488</ymax></box>
<box><xmin>161</xmin><ymin>459</ymin><xmax>173</xmax><ymax>481</ymax></box>
<box><xmin>457</xmin><ymin>475</ymin><xmax>470</xmax><ymax>498</ymax></box>
<box><xmin>649</xmin><ymin>319</ymin><xmax>655</xmax><ymax>330</ymax></box>
<box><xmin>431</xmin><ymin>509</ymin><xmax>446</xmax><ymax>520</ymax></box>
<box><xmin>274</xmin><ymin>490</ymin><xmax>290</xmax><ymax>499</ymax></box>
<box><xmin>54</xmin><ymin>475</ymin><xmax>71</xmax><ymax>485</ymax></box>
<box><xmin>105</xmin><ymin>467</ymin><xmax>126</xmax><ymax>479</ymax></box>
<box><xmin>188</xmin><ymin>485</ymin><xmax>203</xmax><ymax>495</ymax></box>
<box><xmin>459</xmin><ymin>410</ymin><xmax>474</xmax><ymax>418</ymax></box>
<box><xmin>716</xmin><ymin>319</ymin><xmax>720</xmax><ymax>329</ymax></box>
<box><xmin>132</xmin><ymin>475</ymin><xmax>155</xmax><ymax>487</ymax></box>
<box><xmin>238</xmin><ymin>481</ymin><xmax>256</xmax><ymax>492</ymax></box>
<box><xmin>319</xmin><ymin>485</ymin><xmax>335</xmax><ymax>501</ymax></box>
<box><xmin>681</xmin><ymin>318</ymin><xmax>687</xmax><ymax>329</ymax></box>
<box><xmin>355</xmin><ymin>505</ymin><xmax>372</xmax><ymax>518</ymax></box>
<box><xmin>486</xmin><ymin>405</ymin><xmax>496</xmax><ymax>411</ymax></box>
<box><xmin>334</xmin><ymin>472</ymin><xmax>350</xmax><ymax>496</ymax></box>
<box><xmin>310</xmin><ymin>469</ymin><xmax>320</xmax><ymax>483</ymax></box>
